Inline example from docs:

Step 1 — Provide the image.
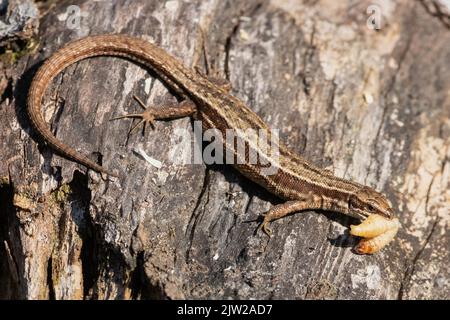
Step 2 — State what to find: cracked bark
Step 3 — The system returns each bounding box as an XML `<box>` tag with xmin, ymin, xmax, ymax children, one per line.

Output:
<box><xmin>397</xmin><ymin>217</ymin><xmax>441</xmax><ymax>300</ymax></box>
<box><xmin>0</xmin><ymin>0</ymin><xmax>449</xmax><ymax>299</ymax></box>
<box><xmin>420</xmin><ymin>0</ymin><xmax>450</xmax><ymax>28</ymax></box>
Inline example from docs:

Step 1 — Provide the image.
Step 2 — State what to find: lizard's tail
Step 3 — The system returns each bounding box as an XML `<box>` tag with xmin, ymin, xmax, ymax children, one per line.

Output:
<box><xmin>27</xmin><ymin>34</ymin><xmax>193</xmax><ymax>177</ymax></box>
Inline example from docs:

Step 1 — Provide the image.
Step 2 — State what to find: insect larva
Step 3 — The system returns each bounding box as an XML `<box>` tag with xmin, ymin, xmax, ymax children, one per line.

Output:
<box><xmin>353</xmin><ymin>225</ymin><xmax>399</xmax><ymax>254</ymax></box>
<box><xmin>350</xmin><ymin>215</ymin><xmax>399</xmax><ymax>238</ymax></box>
<box><xmin>350</xmin><ymin>215</ymin><xmax>400</xmax><ymax>254</ymax></box>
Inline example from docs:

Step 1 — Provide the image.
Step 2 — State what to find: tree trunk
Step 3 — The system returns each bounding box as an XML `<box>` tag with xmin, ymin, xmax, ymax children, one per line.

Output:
<box><xmin>0</xmin><ymin>0</ymin><xmax>449</xmax><ymax>299</ymax></box>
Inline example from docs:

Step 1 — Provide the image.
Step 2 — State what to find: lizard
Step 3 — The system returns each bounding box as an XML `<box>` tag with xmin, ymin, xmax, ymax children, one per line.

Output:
<box><xmin>27</xmin><ymin>34</ymin><xmax>400</xmax><ymax>254</ymax></box>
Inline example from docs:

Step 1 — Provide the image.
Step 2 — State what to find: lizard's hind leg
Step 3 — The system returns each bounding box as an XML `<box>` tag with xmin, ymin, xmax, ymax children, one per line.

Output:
<box><xmin>194</xmin><ymin>27</ymin><xmax>233</xmax><ymax>93</ymax></box>
<box><xmin>110</xmin><ymin>95</ymin><xmax>197</xmax><ymax>134</ymax></box>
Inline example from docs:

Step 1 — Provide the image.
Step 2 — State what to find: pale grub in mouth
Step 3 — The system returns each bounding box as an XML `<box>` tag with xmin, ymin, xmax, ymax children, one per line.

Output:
<box><xmin>350</xmin><ymin>214</ymin><xmax>400</xmax><ymax>254</ymax></box>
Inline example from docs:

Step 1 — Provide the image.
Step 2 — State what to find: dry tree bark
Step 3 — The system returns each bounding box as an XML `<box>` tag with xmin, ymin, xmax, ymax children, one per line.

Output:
<box><xmin>0</xmin><ymin>0</ymin><xmax>449</xmax><ymax>299</ymax></box>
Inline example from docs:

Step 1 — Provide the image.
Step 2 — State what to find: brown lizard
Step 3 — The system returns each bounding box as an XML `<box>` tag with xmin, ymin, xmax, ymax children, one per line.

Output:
<box><xmin>27</xmin><ymin>34</ymin><xmax>400</xmax><ymax>254</ymax></box>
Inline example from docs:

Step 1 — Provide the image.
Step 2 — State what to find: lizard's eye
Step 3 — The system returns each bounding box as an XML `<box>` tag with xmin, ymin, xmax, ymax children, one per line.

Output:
<box><xmin>367</xmin><ymin>204</ymin><xmax>375</xmax><ymax>212</ymax></box>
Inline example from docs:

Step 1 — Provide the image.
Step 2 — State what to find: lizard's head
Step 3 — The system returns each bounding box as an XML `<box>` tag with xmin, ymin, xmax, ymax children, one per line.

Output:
<box><xmin>349</xmin><ymin>187</ymin><xmax>394</xmax><ymax>219</ymax></box>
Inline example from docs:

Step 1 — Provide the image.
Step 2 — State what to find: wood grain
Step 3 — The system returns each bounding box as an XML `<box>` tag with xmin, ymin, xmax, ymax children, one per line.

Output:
<box><xmin>0</xmin><ymin>0</ymin><xmax>448</xmax><ymax>299</ymax></box>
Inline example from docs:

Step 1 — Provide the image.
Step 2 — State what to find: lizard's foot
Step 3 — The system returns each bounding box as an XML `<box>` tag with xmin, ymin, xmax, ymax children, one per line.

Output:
<box><xmin>110</xmin><ymin>95</ymin><xmax>156</xmax><ymax>134</ymax></box>
<box><xmin>257</xmin><ymin>198</ymin><xmax>315</xmax><ymax>238</ymax></box>
<box><xmin>258</xmin><ymin>216</ymin><xmax>273</xmax><ymax>237</ymax></box>
<box><xmin>349</xmin><ymin>215</ymin><xmax>400</xmax><ymax>254</ymax></box>
<box><xmin>111</xmin><ymin>95</ymin><xmax>197</xmax><ymax>134</ymax></box>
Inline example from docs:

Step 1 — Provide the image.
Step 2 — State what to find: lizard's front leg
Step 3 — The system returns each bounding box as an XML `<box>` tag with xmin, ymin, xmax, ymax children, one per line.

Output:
<box><xmin>260</xmin><ymin>193</ymin><xmax>321</xmax><ymax>236</ymax></box>
<box><xmin>260</xmin><ymin>195</ymin><xmax>400</xmax><ymax>255</ymax></box>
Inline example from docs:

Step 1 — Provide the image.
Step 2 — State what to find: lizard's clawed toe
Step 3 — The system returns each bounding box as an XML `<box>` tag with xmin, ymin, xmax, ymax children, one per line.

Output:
<box><xmin>259</xmin><ymin>220</ymin><xmax>273</xmax><ymax>237</ymax></box>
<box><xmin>110</xmin><ymin>95</ymin><xmax>156</xmax><ymax>134</ymax></box>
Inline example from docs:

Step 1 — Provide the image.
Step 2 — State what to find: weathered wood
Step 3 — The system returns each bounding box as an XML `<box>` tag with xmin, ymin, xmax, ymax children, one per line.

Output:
<box><xmin>0</xmin><ymin>0</ymin><xmax>449</xmax><ymax>299</ymax></box>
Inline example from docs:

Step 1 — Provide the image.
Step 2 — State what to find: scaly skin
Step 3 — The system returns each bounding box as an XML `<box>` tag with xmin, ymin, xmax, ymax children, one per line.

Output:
<box><xmin>27</xmin><ymin>35</ymin><xmax>399</xmax><ymax>254</ymax></box>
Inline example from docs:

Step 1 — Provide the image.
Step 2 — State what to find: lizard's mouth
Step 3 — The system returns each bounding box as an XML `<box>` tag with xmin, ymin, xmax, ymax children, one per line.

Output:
<box><xmin>349</xmin><ymin>214</ymin><xmax>400</xmax><ymax>254</ymax></box>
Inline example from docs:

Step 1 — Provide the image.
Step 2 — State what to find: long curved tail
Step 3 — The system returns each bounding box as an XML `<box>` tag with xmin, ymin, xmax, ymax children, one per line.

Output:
<box><xmin>27</xmin><ymin>34</ymin><xmax>197</xmax><ymax>177</ymax></box>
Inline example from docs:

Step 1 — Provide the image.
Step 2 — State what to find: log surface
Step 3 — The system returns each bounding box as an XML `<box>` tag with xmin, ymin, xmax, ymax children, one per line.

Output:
<box><xmin>0</xmin><ymin>0</ymin><xmax>449</xmax><ymax>299</ymax></box>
